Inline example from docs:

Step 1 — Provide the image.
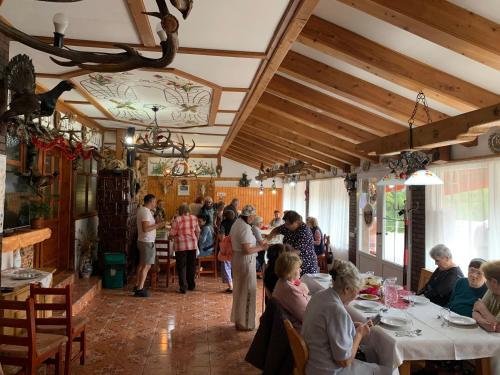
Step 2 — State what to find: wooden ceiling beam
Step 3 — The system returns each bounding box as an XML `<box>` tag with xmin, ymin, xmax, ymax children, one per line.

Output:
<box><xmin>232</xmin><ymin>139</ymin><xmax>291</xmax><ymax>164</ymax></box>
<box><xmin>226</xmin><ymin>147</ymin><xmax>272</xmax><ymax>167</ymax></box>
<box><xmin>337</xmin><ymin>0</ymin><xmax>500</xmax><ymax>71</ymax></box>
<box><xmin>299</xmin><ymin>16</ymin><xmax>500</xmax><ymax>111</ymax></box>
<box><xmin>34</xmin><ymin>36</ymin><xmax>266</xmax><ymax>59</ymax></box>
<box><xmin>237</xmin><ymin>131</ymin><xmax>341</xmax><ymax>170</ymax></box>
<box><xmin>279</xmin><ymin>51</ymin><xmax>447</xmax><ymax>125</ymax></box>
<box><xmin>245</xmin><ymin>118</ymin><xmax>363</xmax><ymax>166</ymax></box>
<box><xmin>266</xmin><ymin>75</ymin><xmax>405</xmax><ymax>136</ymax></box>
<box><xmin>249</xmin><ymin>109</ymin><xmax>370</xmax><ymax>163</ymax></box>
<box><xmin>220</xmin><ymin>0</ymin><xmax>320</xmax><ymax>153</ymax></box>
<box><xmin>257</xmin><ymin>93</ymin><xmax>376</xmax><ymax>143</ymax></box>
<box><xmin>126</xmin><ymin>0</ymin><xmax>156</xmax><ymax>47</ymax></box>
<box><xmin>223</xmin><ymin>152</ymin><xmax>263</xmax><ymax>170</ymax></box>
<box><xmin>356</xmin><ymin>103</ymin><xmax>500</xmax><ymax>155</ymax></box>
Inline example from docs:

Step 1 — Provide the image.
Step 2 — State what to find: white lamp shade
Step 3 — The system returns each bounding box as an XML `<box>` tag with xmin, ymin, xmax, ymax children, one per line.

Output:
<box><xmin>53</xmin><ymin>13</ymin><xmax>69</xmax><ymax>34</ymax></box>
<box><xmin>377</xmin><ymin>172</ymin><xmax>406</xmax><ymax>186</ymax></box>
<box><xmin>404</xmin><ymin>169</ymin><xmax>443</xmax><ymax>186</ymax></box>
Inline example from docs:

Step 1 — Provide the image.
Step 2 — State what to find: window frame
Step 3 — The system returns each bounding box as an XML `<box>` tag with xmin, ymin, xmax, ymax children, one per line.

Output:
<box><xmin>73</xmin><ymin>158</ymin><xmax>98</xmax><ymax>219</ymax></box>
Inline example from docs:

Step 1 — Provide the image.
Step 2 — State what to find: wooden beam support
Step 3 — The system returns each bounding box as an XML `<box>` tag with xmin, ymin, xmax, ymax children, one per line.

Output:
<box><xmin>299</xmin><ymin>15</ymin><xmax>500</xmax><ymax>111</ymax></box>
<box><xmin>126</xmin><ymin>0</ymin><xmax>156</xmax><ymax>47</ymax></box>
<box><xmin>249</xmin><ymin>108</ymin><xmax>370</xmax><ymax>163</ymax></box>
<box><xmin>226</xmin><ymin>147</ymin><xmax>272</xmax><ymax>167</ymax></box>
<box><xmin>223</xmin><ymin>152</ymin><xmax>263</xmax><ymax>170</ymax></box>
<box><xmin>337</xmin><ymin>0</ymin><xmax>500</xmax><ymax>71</ymax></box>
<box><xmin>238</xmin><ymin>127</ymin><xmax>348</xmax><ymax>169</ymax></box>
<box><xmin>237</xmin><ymin>131</ymin><xmax>342</xmax><ymax>170</ymax></box>
<box><xmin>266</xmin><ymin>75</ymin><xmax>405</xmax><ymax>136</ymax></box>
<box><xmin>245</xmin><ymin>118</ymin><xmax>364</xmax><ymax>166</ymax></box>
<box><xmin>220</xmin><ymin>0</ymin><xmax>320</xmax><ymax>153</ymax></box>
<box><xmin>34</xmin><ymin>36</ymin><xmax>266</xmax><ymax>59</ymax></box>
<box><xmin>116</xmin><ymin>129</ymin><xmax>126</xmax><ymax>160</ymax></box>
<box><xmin>258</xmin><ymin>92</ymin><xmax>376</xmax><ymax>143</ymax></box>
<box><xmin>279</xmin><ymin>51</ymin><xmax>447</xmax><ymax>125</ymax></box>
<box><xmin>356</xmin><ymin>103</ymin><xmax>500</xmax><ymax>155</ymax></box>
<box><xmin>232</xmin><ymin>139</ymin><xmax>294</xmax><ymax>166</ymax></box>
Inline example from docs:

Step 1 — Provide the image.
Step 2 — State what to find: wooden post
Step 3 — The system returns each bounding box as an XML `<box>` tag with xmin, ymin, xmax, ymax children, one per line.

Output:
<box><xmin>115</xmin><ymin>129</ymin><xmax>126</xmax><ymax>161</ymax></box>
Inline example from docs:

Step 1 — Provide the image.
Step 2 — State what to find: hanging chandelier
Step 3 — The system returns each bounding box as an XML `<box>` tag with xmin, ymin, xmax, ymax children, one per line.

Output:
<box><xmin>378</xmin><ymin>92</ymin><xmax>443</xmax><ymax>187</ymax></box>
<box><xmin>0</xmin><ymin>0</ymin><xmax>192</xmax><ymax>72</ymax></box>
<box><xmin>125</xmin><ymin>106</ymin><xmax>195</xmax><ymax>158</ymax></box>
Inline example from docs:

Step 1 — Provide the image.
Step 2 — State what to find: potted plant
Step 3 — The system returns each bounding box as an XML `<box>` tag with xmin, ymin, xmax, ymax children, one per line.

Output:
<box><xmin>29</xmin><ymin>200</ymin><xmax>50</xmax><ymax>229</ymax></box>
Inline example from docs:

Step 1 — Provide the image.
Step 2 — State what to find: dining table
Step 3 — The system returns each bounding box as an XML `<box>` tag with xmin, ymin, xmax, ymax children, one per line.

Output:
<box><xmin>301</xmin><ymin>274</ymin><xmax>500</xmax><ymax>375</ymax></box>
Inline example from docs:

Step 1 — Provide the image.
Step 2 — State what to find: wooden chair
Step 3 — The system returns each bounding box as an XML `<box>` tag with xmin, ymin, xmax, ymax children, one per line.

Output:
<box><xmin>317</xmin><ymin>234</ymin><xmax>331</xmax><ymax>273</ymax></box>
<box><xmin>283</xmin><ymin>319</ymin><xmax>309</xmax><ymax>375</ymax></box>
<box><xmin>0</xmin><ymin>297</ymin><xmax>66</xmax><ymax>375</ymax></box>
<box><xmin>417</xmin><ymin>268</ymin><xmax>434</xmax><ymax>292</ymax></box>
<box><xmin>29</xmin><ymin>284</ymin><xmax>88</xmax><ymax>375</ymax></box>
<box><xmin>152</xmin><ymin>239</ymin><xmax>176</xmax><ymax>288</ymax></box>
<box><xmin>197</xmin><ymin>234</ymin><xmax>218</xmax><ymax>278</ymax></box>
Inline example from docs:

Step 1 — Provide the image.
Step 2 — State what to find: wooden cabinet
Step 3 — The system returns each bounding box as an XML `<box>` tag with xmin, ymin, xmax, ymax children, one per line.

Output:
<box><xmin>97</xmin><ymin>169</ymin><xmax>137</xmax><ymax>273</ymax></box>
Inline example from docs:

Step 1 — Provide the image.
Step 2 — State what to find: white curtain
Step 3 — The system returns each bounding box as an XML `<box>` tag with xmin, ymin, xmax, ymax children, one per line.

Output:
<box><xmin>309</xmin><ymin>178</ymin><xmax>349</xmax><ymax>260</ymax></box>
<box><xmin>426</xmin><ymin>159</ymin><xmax>500</xmax><ymax>271</ymax></box>
<box><xmin>283</xmin><ymin>181</ymin><xmax>306</xmax><ymax>219</ymax></box>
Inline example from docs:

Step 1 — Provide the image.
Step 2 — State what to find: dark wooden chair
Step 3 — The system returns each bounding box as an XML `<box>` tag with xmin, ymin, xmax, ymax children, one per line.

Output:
<box><xmin>29</xmin><ymin>284</ymin><xmax>88</xmax><ymax>375</ymax></box>
<box><xmin>197</xmin><ymin>234</ymin><xmax>218</xmax><ymax>278</ymax></box>
<box><xmin>417</xmin><ymin>268</ymin><xmax>434</xmax><ymax>292</ymax></box>
<box><xmin>0</xmin><ymin>297</ymin><xmax>66</xmax><ymax>375</ymax></box>
<box><xmin>317</xmin><ymin>234</ymin><xmax>331</xmax><ymax>273</ymax></box>
<box><xmin>152</xmin><ymin>239</ymin><xmax>176</xmax><ymax>288</ymax></box>
<box><xmin>283</xmin><ymin>319</ymin><xmax>309</xmax><ymax>375</ymax></box>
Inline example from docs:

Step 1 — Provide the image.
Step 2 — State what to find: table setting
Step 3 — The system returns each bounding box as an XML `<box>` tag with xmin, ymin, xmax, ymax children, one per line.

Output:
<box><xmin>1</xmin><ymin>267</ymin><xmax>53</xmax><ymax>290</ymax></box>
<box><xmin>301</xmin><ymin>272</ymin><xmax>500</xmax><ymax>373</ymax></box>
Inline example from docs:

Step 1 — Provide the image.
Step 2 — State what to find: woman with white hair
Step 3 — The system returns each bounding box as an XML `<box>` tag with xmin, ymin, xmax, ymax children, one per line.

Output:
<box><xmin>302</xmin><ymin>260</ymin><xmax>392</xmax><ymax>374</ymax></box>
<box><xmin>252</xmin><ymin>215</ymin><xmax>266</xmax><ymax>273</ymax></box>
<box><xmin>230</xmin><ymin>205</ymin><xmax>268</xmax><ymax>331</ymax></box>
<box><xmin>418</xmin><ymin>244</ymin><xmax>464</xmax><ymax>307</ymax></box>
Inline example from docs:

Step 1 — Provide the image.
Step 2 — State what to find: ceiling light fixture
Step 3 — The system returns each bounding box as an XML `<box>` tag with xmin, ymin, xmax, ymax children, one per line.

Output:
<box><xmin>0</xmin><ymin>0</ymin><xmax>192</xmax><ymax>72</ymax></box>
<box><xmin>271</xmin><ymin>179</ymin><xmax>277</xmax><ymax>194</ymax></box>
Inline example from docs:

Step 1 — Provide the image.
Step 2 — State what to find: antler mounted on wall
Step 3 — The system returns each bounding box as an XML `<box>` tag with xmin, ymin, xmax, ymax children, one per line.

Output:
<box><xmin>0</xmin><ymin>0</ymin><xmax>193</xmax><ymax>72</ymax></box>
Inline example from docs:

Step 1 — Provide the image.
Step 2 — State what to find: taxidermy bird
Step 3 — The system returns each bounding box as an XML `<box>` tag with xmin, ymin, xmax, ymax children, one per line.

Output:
<box><xmin>21</xmin><ymin>167</ymin><xmax>59</xmax><ymax>198</ymax></box>
<box><xmin>0</xmin><ymin>54</ymin><xmax>74</xmax><ymax>124</ymax></box>
<box><xmin>170</xmin><ymin>0</ymin><xmax>193</xmax><ymax>19</ymax></box>
<box><xmin>143</xmin><ymin>0</ymin><xmax>193</xmax><ymax>30</ymax></box>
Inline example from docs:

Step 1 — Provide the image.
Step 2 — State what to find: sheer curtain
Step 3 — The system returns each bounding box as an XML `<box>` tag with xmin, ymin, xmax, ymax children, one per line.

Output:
<box><xmin>309</xmin><ymin>178</ymin><xmax>349</xmax><ymax>260</ymax></box>
<box><xmin>283</xmin><ymin>181</ymin><xmax>306</xmax><ymax>218</ymax></box>
<box><xmin>426</xmin><ymin>159</ymin><xmax>500</xmax><ymax>271</ymax></box>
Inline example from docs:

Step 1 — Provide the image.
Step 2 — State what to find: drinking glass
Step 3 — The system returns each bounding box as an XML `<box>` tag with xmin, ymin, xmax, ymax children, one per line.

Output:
<box><xmin>382</xmin><ymin>277</ymin><xmax>398</xmax><ymax>308</ymax></box>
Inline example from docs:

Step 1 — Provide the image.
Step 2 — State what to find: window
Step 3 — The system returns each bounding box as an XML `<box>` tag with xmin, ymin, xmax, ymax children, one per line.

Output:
<box><xmin>283</xmin><ymin>181</ymin><xmax>306</xmax><ymax>218</ymax></box>
<box><xmin>309</xmin><ymin>178</ymin><xmax>349</xmax><ymax>258</ymax></box>
<box><xmin>383</xmin><ymin>185</ymin><xmax>406</xmax><ymax>265</ymax></box>
<box><xmin>426</xmin><ymin>161</ymin><xmax>498</xmax><ymax>272</ymax></box>
<box><xmin>74</xmin><ymin>158</ymin><xmax>98</xmax><ymax>217</ymax></box>
<box><xmin>358</xmin><ymin>178</ymin><xmax>378</xmax><ymax>256</ymax></box>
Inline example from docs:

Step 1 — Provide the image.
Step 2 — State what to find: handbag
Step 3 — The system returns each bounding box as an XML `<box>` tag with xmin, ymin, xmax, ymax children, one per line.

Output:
<box><xmin>217</xmin><ymin>235</ymin><xmax>233</xmax><ymax>261</ymax></box>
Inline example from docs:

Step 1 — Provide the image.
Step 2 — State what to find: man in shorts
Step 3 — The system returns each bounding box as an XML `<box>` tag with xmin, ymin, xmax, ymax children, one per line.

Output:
<box><xmin>135</xmin><ymin>194</ymin><xmax>164</xmax><ymax>297</ymax></box>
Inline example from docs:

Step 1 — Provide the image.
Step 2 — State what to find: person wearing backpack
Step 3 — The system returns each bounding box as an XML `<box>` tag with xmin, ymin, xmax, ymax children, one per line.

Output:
<box><xmin>218</xmin><ymin>209</ymin><xmax>236</xmax><ymax>293</ymax></box>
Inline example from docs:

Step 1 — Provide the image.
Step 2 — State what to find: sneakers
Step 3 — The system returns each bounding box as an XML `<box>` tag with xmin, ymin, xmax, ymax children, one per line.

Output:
<box><xmin>134</xmin><ymin>288</ymin><xmax>150</xmax><ymax>297</ymax></box>
<box><xmin>225</xmin><ymin>288</ymin><xmax>233</xmax><ymax>294</ymax></box>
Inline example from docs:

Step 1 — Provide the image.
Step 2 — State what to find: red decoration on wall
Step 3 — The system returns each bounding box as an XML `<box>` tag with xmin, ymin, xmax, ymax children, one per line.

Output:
<box><xmin>31</xmin><ymin>135</ymin><xmax>95</xmax><ymax>161</ymax></box>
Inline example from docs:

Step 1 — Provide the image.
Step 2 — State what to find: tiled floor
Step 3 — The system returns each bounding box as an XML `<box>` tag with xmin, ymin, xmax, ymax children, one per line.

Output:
<box><xmin>71</xmin><ymin>277</ymin><xmax>262</xmax><ymax>375</ymax></box>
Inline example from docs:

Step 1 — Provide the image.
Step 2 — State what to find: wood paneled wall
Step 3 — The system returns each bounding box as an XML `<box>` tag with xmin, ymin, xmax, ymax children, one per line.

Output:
<box><xmin>147</xmin><ymin>177</ymin><xmax>215</xmax><ymax>220</ymax></box>
<box><xmin>214</xmin><ymin>187</ymin><xmax>283</xmax><ymax>224</ymax></box>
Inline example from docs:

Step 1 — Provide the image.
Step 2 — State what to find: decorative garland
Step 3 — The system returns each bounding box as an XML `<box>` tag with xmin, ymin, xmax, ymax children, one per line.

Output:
<box><xmin>31</xmin><ymin>135</ymin><xmax>95</xmax><ymax>161</ymax></box>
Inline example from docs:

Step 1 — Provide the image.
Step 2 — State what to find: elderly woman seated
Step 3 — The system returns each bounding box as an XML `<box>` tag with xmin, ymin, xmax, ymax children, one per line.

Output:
<box><xmin>473</xmin><ymin>260</ymin><xmax>500</xmax><ymax>333</ymax></box>
<box><xmin>418</xmin><ymin>244</ymin><xmax>464</xmax><ymax>307</ymax></box>
<box><xmin>302</xmin><ymin>260</ymin><xmax>392</xmax><ymax>375</ymax></box>
<box><xmin>263</xmin><ymin>243</ymin><xmax>295</xmax><ymax>295</ymax></box>
<box><xmin>448</xmin><ymin>258</ymin><xmax>487</xmax><ymax>317</ymax></box>
<box><xmin>271</xmin><ymin>252</ymin><xmax>310</xmax><ymax>330</ymax></box>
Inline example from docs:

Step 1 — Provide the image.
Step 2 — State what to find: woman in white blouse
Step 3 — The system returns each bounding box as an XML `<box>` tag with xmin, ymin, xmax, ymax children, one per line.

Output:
<box><xmin>230</xmin><ymin>205</ymin><xmax>268</xmax><ymax>331</ymax></box>
<box><xmin>302</xmin><ymin>260</ymin><xmax>393</xmax><ymax>375</ymax></box>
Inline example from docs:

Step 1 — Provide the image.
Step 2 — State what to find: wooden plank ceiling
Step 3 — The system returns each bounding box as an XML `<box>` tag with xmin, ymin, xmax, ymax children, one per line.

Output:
<box><xmin>221</xmin><ymin>0</ymin><xmax>500</xmax><ymax>171</ymax></box>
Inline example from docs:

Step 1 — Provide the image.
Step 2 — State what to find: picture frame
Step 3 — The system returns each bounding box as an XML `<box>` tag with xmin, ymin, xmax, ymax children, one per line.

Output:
<box><xmin>177</xmin><ymin>183</ymin><xmax>190</xmax><ymax>196</ymax></box>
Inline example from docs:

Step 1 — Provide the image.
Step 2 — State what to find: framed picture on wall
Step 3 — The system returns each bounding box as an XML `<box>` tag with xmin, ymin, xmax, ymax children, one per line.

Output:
<box><xmin>178</xmin><ymin>184</ymin><xmax>190</xmax><ymax>196</ymax></box>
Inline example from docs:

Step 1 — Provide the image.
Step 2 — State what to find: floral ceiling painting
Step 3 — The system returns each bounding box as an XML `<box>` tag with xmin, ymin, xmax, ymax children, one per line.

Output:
<box><xmin>75</xmin><ymin>71</ymin><xmax>213</xmax><ymax>128</ymax></box>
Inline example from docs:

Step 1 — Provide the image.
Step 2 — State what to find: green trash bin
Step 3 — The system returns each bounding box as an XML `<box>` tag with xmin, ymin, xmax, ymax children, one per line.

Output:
<box><xmin>103</xmin><ymin>252</ymin><xmax>126</xmax><ymax>289</ymax></box>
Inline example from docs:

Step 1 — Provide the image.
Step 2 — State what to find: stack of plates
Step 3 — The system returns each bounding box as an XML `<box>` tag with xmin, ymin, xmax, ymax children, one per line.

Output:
<box><xmin>353</xmin><ymin>300</ymin><xmax>381</xmax><ymax>312</ymax></box>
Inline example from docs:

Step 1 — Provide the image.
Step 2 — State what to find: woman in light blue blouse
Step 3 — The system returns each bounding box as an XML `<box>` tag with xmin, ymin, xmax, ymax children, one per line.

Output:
<box><xmin>302</xmin><ymin>260</ymin><xmax>393</xmax><ymax>375</ymax></box>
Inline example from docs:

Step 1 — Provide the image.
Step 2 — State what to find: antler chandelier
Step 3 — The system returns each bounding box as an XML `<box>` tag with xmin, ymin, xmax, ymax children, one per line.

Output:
<box><xmin>0</xmin><ymin>0</ymin><xmax>193</xmax><ymax>72</ymax></box>
<box><xmin>125</xmin><ymin>106</ymin><xmax>195</xmax><ymax>158</ymax></box>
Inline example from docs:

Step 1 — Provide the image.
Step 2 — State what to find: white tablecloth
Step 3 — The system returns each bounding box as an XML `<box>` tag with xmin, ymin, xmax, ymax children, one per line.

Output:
<box><xmin>301</xmin><ymin>276</ymin><xmax>500</xmax><ymax>369</ymax></box>
<box><xmin>1</xmin><ymin>268</ymin><xmax>53</xmax><ymax>289</ymax></box>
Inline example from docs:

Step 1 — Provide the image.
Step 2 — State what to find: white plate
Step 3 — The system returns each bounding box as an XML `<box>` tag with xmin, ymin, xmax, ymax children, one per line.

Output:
<box><xmin>309</xmin><ymin>273</ymin><xmax>331</xmax><ymax>280</ymax></box>
<box><xmin>381</xmin><ymin>316</ymin><xmax>411</xmax><ymax>328</ymax></box>
<box><xmin>10</xmin><ymin>272</ymin><xmax>40</xmax><ymax>280</ymax></box>
<box><xmin>353</xmin><ymin>300</ymin><xmax>381</xmax><ymax>311</ymax></box>
<box><xmin>359</xmin><ymin>293</ymin><xmax>380</xmax><ymax>301</ymax></box>
<box><xmin>444</xmin><ymin>314</ymin><xmax>477</xmax><ymax>326</ymax></box>
<box><xmin>402</xmin><ymin>295</ymin><xmax>430</xmax><ymax>305</ymax></box>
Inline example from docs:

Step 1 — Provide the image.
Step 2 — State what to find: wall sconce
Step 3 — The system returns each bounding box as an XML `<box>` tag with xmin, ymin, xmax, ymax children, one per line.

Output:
<box><xmin>259</xmin><ymin>182</ymin><xmax>264</xmax><ymax>195</ymax></box>
<box><xmin>344</xmin><ymin>173</ymin><xmax>357</xmax><ymax>195</ymax></box>
<box><xmin>126</xmin><ymin>127</ymin><xmax>135</xmax><ymax>167</ymax></box>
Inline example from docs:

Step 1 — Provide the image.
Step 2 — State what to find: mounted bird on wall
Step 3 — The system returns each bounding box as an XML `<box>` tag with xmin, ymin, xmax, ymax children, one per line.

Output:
<box><xmin>0</xmin><ymin>54</ymin><xmax>74</xmax><ymax>127</ymax></box>
<box><xmin>20</xmin><ymin>167</ymin><xmax>59</xmax><ymax>198</ymax></box>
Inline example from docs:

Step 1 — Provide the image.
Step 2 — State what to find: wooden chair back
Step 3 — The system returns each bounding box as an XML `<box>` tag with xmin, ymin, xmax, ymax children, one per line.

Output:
<box><xmin>323</xmin><ymin>234</ymin><xmax>330</xmax><ymax>249</ymax></box>
<box><xmin>29</xmin><ymin>284</ymin><xmax>72</xmax><ymax>332</ymax></box>
<box><xmin>154</xmin><ymin>239</ymin><xmax>176</xmax><ymax>287</ymax></box>
<box><xmin>0</xmin><ymin>298</ymin><xmax>36</xmax><ymax>367</ymax></box>
<box><xmin>417</xmin><ymin>268</ymin><xmax>434</xmax><ymax>292</ymax></box>
<box><xmin>198</xmin><ymin>232</ymin><xmax>218</xmax><ymax>278</ymax></box>
<box><xmin>283</xmin><ymin>319</ymin><xmax>308</xmax><ymax>375</ymax></box>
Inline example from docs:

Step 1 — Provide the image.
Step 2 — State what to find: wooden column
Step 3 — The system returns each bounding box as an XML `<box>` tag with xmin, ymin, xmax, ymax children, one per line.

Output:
<box><xmin>348</xmin><ymin>177</ymin><xmax>357</xmax><ymax>264</ymax></box>
<box><xmin>115</xmin><ymin>129</ymin><xmax>126</xmax><ymax>161</ymax></box>
<box><xmin>410</xmin><ymin>186</ymin><xmax>426</xmax><ymax>291</ymax></box>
